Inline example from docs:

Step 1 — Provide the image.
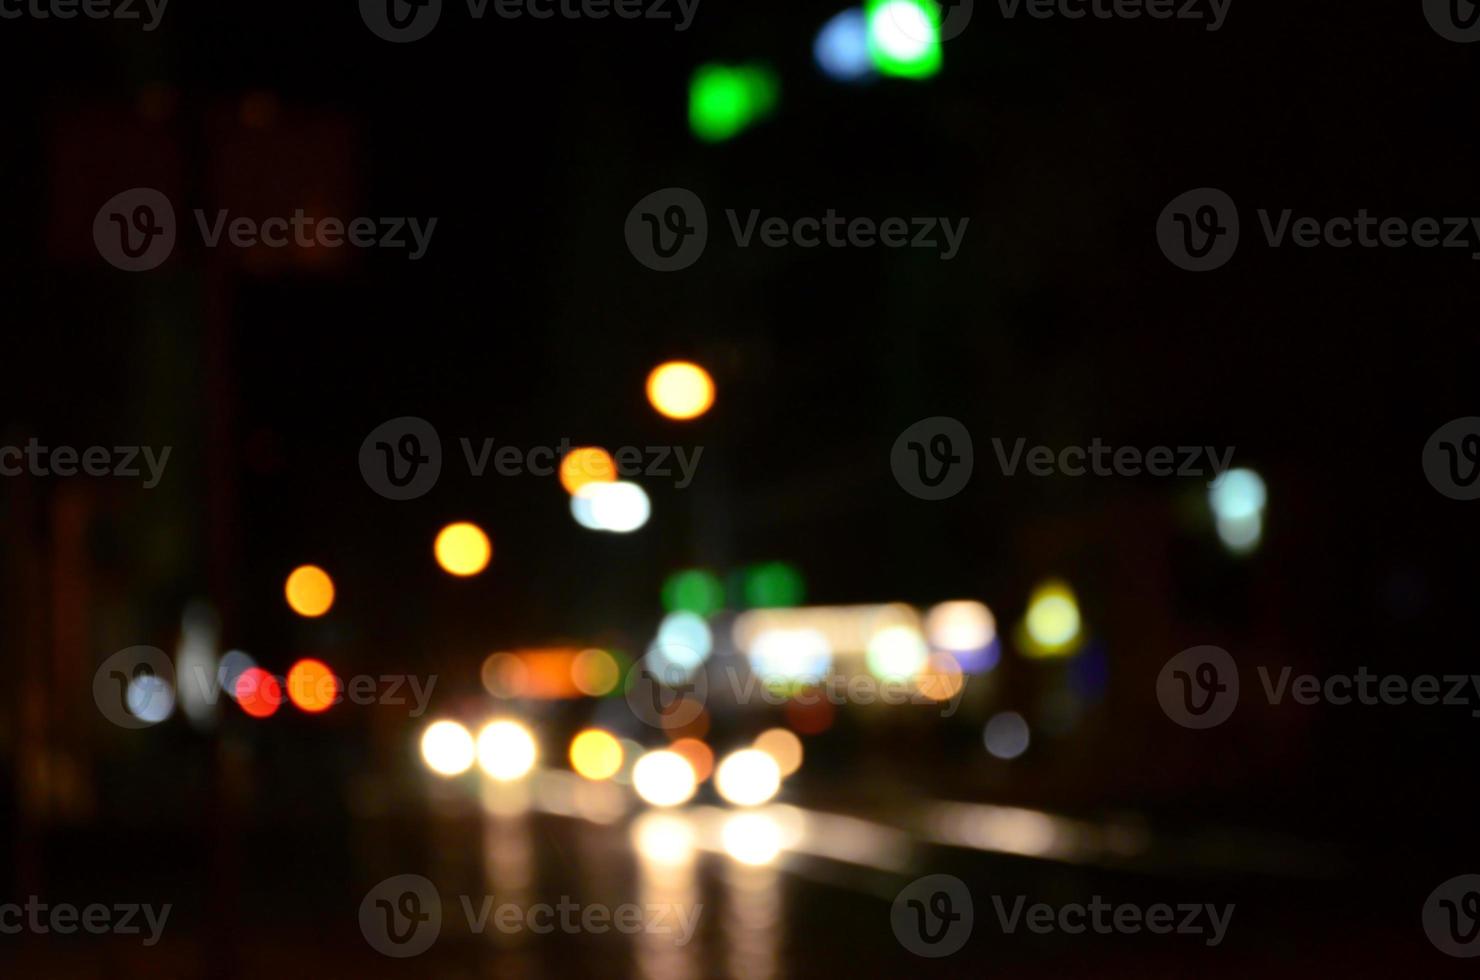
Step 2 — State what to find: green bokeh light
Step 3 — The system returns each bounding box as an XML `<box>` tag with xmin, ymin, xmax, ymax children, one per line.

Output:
<box><xmin>742</xmin><ymin>562</ymin><xmax>806</xmax><ymax>609</ymax></box>
<box><xmin>662</xmin><ymin>569</ymin><xmax>726</xmax><ymax>616</ymax></box>
<box><xmin>689</xmin><ymin>63</ymin><xmax>779</xmax><ymax>142</ymax></box>
<box><xmin>865</xmin><ymin>0</ymin><xmax>943</xmax><ymax>79</ymax></box>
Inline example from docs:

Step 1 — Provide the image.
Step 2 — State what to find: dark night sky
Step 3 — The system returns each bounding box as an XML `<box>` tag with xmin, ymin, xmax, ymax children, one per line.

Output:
<box><xmin>5</xmin><ymin>0</ymin><xmax>1480</xmax><ymax>903</ymax></box>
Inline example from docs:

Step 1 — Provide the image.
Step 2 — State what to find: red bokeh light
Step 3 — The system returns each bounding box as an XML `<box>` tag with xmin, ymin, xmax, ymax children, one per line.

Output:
<box><xmin>785</xmin><ymin>692</ymin><xmax>836</xmax><ymax>735</ymax></box>
<box><xmin>236</xmin><ymin>667</ymin><xmax>283</xmax><ymax>719</ymax></box>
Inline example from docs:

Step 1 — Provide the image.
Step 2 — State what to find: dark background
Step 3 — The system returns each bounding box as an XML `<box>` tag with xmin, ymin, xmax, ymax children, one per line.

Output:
<box><xmin>2</xmin><ymin>0</ymin><xmax>1479</xmax><ymax>975</ymax></box>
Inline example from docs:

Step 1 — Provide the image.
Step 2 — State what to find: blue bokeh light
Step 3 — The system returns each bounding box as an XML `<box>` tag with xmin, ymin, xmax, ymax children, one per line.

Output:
<box><xmin>815</xmin><ymin>9</ymin><xmax>875</xmax><ymax>82</ymax></box>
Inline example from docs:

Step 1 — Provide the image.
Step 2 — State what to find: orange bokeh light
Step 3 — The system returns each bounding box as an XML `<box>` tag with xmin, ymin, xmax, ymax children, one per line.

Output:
<box><xmin>559</xmin><ymin>448</ymin><xmax>618</xmax><ymax>495</ymax></box>
<box><xmin>481</xmin><ymin>649</ymin><xmax>585</xmax><ymax>700</ymax></box>
<box><xmin>663</xmin><ymin>704</ymin><xmax>710</xmax><ymax>739</ymax></box>
<box><xmin>668</xmin><ymin>738</ymin><xmax>715</xmax><ymax>783</ymax></box>
<box><xmin>286</xmin><ymin>658</ymin><xmax>339</xmax><ymax>714</ymax></box>
<box><xmin>646</xmin><ymin>361</ymin><xmax>715</xmax><ymax>421</ymax></box>
<box><xmin>284</xmin><ymin>565</ymin><xmax>335</xmax><ymax>618</ymax></box>
<box><xmin>434</xmin><ymin>522</ymin><xmax>492</xmax><ymax>577</ymax></box>
<box><xmin>236</xmin><ymin>667</ymin><xmax>283</xmax><ymax>719</ymax></box>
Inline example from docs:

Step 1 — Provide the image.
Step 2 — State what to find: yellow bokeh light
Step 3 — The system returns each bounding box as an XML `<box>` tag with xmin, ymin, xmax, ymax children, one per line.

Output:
<box><xmin>435</xmin><ymin>522</ymin><xmax>492</xmax><ymax>577</ymax></box>
<box><xmin>569</xmin><ymin>729</ymin><xmax>624</xmax><ymax>780</ymax></box>
<box><xmin>420</xmin><ymin>720</ymin><xmax>475</xmax><ymax>777</ymax></box>
<box><xmin>646</xmin><ymin>361</ymin><xmax>715</xmax><ymax>421</ymax></box>
<box><xmin>632</xmin><ymin>749</ymin><xmax>698</xmax><ymax>807</ymax></box>
<box><xmin>476</xmin><ymin>719</ymin><xmax>538</xmax><ymax>782</ymax></box>
<box><xmin>570</xmin><ymin>648</ymin><xmax>620</xmax><ymax>697</ymax></box>
<box><xmin>721</xmin><ymin>811</ymin><xmax>783</xmax><ymax>866</ymax></box>
<box><xmin>715</xmin><ymin>748</ymin><xmax>782</xmax><ymax>807</ymax></box>
<box><xmin>752</xmin><ymin>728</ymin><xmax>803</xmax><ymax>777</ymax></box>
<box><xmin>559</xmin><ymin>447</ymin><xmax>618</xmax><ymax>495</ymax></box>
<box><xmin>284</xmin><ymin>565</ymin><xmax>335</xmax><ymax>618</ymax></box>
<box><xmin>1022</xmin><ymin>580</ymin><xmax>1082</xmax><ymax>657</ymax></box>
<box><xmin>631</xmin><ymin>811</ymin><xmax>696</xmax><ymax>867</ymax></box>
